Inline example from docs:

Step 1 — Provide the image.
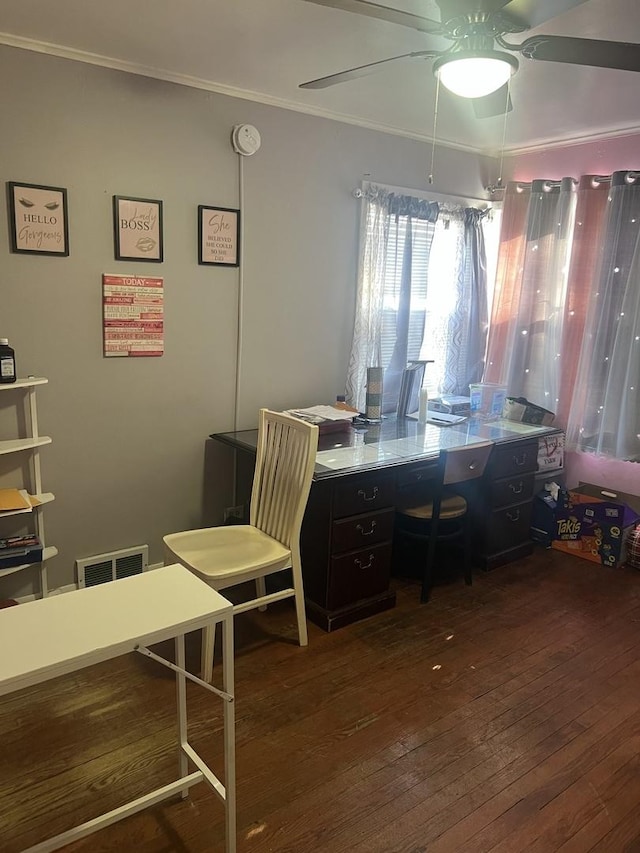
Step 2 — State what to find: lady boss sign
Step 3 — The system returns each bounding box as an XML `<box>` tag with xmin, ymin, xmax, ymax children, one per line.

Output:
<box><xmin>113</xmin><ymin>196</ymin><xmax>163</xmax><ymax>263</ymax></box>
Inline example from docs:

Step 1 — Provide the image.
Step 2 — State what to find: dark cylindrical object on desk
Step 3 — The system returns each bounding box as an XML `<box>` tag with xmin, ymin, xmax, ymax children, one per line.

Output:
<box><xmin>365</xmin><ymin>367</ymin><xmax>383</xmax><ymax>421</ymax></box>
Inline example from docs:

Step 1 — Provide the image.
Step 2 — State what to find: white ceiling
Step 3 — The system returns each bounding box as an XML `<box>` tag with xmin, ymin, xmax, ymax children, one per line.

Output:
<box><xmin>1</xmin><ymin>0</ymin><xmax>639</xmax><ymax>155</ymax></box>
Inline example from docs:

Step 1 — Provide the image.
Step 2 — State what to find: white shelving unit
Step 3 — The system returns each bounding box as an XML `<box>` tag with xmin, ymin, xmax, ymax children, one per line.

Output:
<box><xmin>0</xmin><ymin>377</ymin><xmax>56</xmax><ymax>597</ymax></box>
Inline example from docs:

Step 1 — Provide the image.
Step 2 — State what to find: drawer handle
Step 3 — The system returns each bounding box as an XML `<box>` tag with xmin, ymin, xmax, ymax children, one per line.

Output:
<box><xmin>506</xmin><ymin>509</ymin><xmax>521</xmax><ymax>522</ymax></box>
<box><xmin>358</xmin><ymin>486</ymin><xmax>379</xmax><ymax>502</ymax></box>
<box><xmin>355</xmin><ymin>554</ymin><xmax>375</xmax><ymax>570</ymax></box>
<box><xmin>508</xmin><ymin>481</ymin><xmax>524</xmax><ymax>494</ymax></box>
<box><xmin>356</xmin><ymin>520</ymin><xmax>377</xmax><ymax>537</ymax></box>
<box><xmin>513</xmin><ymin>453</ymin><xmax>528</xmax><ymax>467</ymax></box>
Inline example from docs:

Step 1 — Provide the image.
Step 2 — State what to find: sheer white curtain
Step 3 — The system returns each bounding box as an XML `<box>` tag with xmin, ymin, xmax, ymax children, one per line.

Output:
<box><xmin>345</xmin><ymin>185</ymin><xmax>438</xmax><ymax>412</ymax></box>
<box><xmin>421</xmin><ymin>208</ymin><xmax>489</xmax><ymax>396</ymax></box>
<box><xmin>345</xmin><ymin>184</ymin><xmax>491</xmax><ymax>413</ymax></box>
<box><xmin>345</xmin><ymin>187</ymin><xmax>391</xmax><ymax>412</ymax></box>
<box><xmin>485</xmin><ymin>178</ymin><xmax>577</xmax><ymax>411</ymax></box>
<box><xmin>566</xmin><ymin>171</ymin><xmax>640</xmax><ymax>461</ymax></box>
<box><xmin>487</xmin><ymin>170</ymin><xmax>640</xmax><ymax>463</ymax></box>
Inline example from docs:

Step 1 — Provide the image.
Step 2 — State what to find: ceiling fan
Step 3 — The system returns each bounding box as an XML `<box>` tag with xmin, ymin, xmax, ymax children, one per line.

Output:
<box><xmin>299</xmin><ymin>0</ymin><xmax>640</xmax><ymax>118</ymax></box>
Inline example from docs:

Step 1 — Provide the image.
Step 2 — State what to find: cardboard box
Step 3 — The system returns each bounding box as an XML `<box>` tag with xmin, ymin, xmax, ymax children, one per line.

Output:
<box><xmin>551</xmin><ymin>484</ymin><xmax>640</xmax><ymax>567</ymax></box>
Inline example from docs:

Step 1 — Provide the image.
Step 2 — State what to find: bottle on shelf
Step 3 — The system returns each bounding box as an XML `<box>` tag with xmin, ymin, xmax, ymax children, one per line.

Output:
<box><xmin>0</xmin><ymin>339</ymin><xmax>16</xmax><ymax>384</ymax></box>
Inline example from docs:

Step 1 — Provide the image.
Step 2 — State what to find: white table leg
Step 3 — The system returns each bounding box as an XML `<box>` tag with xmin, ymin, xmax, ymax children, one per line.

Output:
<box><xmin>222</xmin><ymin>613</ymin><xmax>236</xmax><ymax>853</ymax></box>
<box><xmin>175</xmin><ymin>634</ymin><xmax>189</xmax><ymax>799</ymax></box>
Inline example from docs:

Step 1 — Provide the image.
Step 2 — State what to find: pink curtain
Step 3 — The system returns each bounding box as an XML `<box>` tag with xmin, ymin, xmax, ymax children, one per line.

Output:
<box><xmin>487</xmin><ymin>170</ymin><xmax>640</xmax><ymax>464</ymax></box>
<box><xmin>566</xmin><ymin>172</ymin><xmax>640</xmax><ymax>460</ymax></box>
<box><xmin>484</xmin><ymin>183</ymin><xmax>529</xmax><ymax>383</ymax></box>
<box><xmin>485</xmin><ymin>178</ymin><xmax>576</xmax><ymax>410</ymax></box>
<box><xmin>556</xmin><ymin>176</ymin><xmax>610</xmax><ymax>425</ymax></box>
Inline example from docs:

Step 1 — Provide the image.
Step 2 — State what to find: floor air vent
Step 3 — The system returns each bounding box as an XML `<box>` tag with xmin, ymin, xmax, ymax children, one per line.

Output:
<box><xmin>76</xmin><ymin>545</ymin><xmax>149</xmax><ymax>588</ymax></box>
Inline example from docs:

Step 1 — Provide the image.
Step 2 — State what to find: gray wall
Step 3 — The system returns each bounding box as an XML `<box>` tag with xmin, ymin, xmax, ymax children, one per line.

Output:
<box><xmin>0</xmin><ymin>45</ymin><xmax>495</xmax><ymax>596</ymax></box>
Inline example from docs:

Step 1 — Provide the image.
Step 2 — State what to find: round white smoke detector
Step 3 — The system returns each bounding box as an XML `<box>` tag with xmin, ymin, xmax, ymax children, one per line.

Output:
<box><xmin>231</xmin><ymin>124</ymin><xmax>261</xmax><ymax>156</ymax></box>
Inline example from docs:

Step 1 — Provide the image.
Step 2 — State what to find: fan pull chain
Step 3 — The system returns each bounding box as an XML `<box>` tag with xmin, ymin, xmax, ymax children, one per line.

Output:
<box><xmin>428</xmin><ymin>75</ymin><xmax>441</xmax><ymax>185</ymax></box>
<box><xmin>495</xmin><ymin>76</ymin><xmax>512</xmax><ymax>190</ymax></box>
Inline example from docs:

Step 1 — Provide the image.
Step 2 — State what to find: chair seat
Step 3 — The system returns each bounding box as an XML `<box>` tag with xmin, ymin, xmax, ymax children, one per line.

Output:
<box><xmin>399</xmin><ymin>493</ymin><xmax>468</xmax><ymax>521</ymax></box>
<box><xmin>164</xmin><ymin>525</ymin><xmax>292</xmax><ymax>582</ymax></box>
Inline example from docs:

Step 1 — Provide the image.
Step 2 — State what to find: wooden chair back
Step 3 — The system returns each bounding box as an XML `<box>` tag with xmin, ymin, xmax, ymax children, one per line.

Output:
<box><xmin>250</xmin><ymin>409</ymin><xmax>319</xmax><ymax>548</ymax></box>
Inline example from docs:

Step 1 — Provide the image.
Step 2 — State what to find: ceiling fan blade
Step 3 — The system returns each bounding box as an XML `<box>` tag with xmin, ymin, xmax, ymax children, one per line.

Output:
<box><xmin>300</xmin><ymin>50</ymin><xmax>440</xmax><ymax>89</ymax></box>
<box><xmin>301</xmin><ymin>0</ymin><xmax>444</xmax><ymax>35</ymax></box>
<box><xmin>494</xmin><ymin>0</ymin><xmax>589</xmax><ymax>29</ymax></box>
<box><xmin>472</xmin><ymin>84</ymin><xmax>513</xmax><ymax>119</ymax></box>
<box><xmin>517</xmin><ymin>35</ymin><xmax>640</xmax><ymax>72</ymax></box>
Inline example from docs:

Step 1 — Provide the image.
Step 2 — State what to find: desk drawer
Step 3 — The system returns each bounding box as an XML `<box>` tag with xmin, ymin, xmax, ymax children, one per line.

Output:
<box><xmin>333</xmin><ymin>472</ymin><xmax>396</xmax><ymax>519</ymax></box>
<box><xmin>328</xmin><ymin>542</ymin><xmax>392</xmax><ymax>610</ymax></box>
<box><xmin>485</xmin><ymin>500</ymin><xmax>533</xmax><ymax>553</ymax></box>
<box><xmin>489</xmin><ymin>473</ymin><xmax>535</xmax><ymax>509</ymax></box>
<box><xmin>397</xmin><ymin>460</ymin><xmax>440</xmax><ymax>489</ymax></box>
<box><xmin>332</xmin><ymin>508</ymin><xmax>395</xmax><ymax>554</ymax></box>
<box><xmin>488</xmin><ymin>440</ymin><xmax>538</xmax><ymax>479</ymax></box>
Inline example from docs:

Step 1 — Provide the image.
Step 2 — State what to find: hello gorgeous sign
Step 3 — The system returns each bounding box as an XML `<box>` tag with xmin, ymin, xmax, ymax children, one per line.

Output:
<box><xmin>8</xmin><ymin>182</ymin><xmax>69</xmax><ymax>256</ymax></box>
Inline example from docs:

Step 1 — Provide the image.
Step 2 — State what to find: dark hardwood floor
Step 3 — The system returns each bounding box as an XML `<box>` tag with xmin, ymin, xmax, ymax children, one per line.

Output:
<box><xmin>3</xmin><ymin>548</ymin><xmax>640</xmax><ymax>852</ymax></box>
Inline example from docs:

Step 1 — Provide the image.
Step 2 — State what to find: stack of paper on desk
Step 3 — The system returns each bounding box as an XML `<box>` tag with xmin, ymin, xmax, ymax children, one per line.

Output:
<box><xmin>286</xmin><ymin>405</ymin><xmax>358</xmax><ymax>433</ymax></box>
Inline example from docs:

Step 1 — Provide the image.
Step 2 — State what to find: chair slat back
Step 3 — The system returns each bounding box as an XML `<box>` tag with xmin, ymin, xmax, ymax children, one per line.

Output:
<box><xmin>443</xmin><ymin>441</ymin><xmax>493</xmax><ymax>485</ymax></box>
<box><xmin>251</xmin><ymin>410</ymin><xmax>319</xmax><ymax>547</ymax></box>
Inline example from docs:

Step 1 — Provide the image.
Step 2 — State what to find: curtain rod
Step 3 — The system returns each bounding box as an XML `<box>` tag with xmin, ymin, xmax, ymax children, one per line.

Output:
<box><xmin>352</xmin><ymin>180</ymin><xmax>492</xmax><ymax>209</ymax></box>
<box><xmin>592</xmin><ymin>171</ymin><xmax>640</xmax><ymax>184</ymax></box>
<box><xmin>488</xmin><ymin>170</ymin><xmax>640</xmax><ymax>194</ymax></box>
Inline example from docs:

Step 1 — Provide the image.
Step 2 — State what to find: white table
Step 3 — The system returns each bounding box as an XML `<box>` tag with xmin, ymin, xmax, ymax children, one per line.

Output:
<box><xmin>0</xmin><ymin>563</ymin><xmax>235</xmax><ymax>852</ymax></box>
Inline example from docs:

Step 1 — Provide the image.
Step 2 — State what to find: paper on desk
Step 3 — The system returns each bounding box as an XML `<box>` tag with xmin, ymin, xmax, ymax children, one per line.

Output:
<box><xmin>288</xmin><ymin>405</ymin><xmax>356</xmax><ymax>422</ymax></box>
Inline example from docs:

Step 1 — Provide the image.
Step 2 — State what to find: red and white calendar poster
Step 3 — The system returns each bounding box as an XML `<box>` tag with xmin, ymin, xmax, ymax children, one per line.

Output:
<box><xmin>103</xmin><ymin>274</ymin><xmax>164</xmax><ymax>357</ymax></box>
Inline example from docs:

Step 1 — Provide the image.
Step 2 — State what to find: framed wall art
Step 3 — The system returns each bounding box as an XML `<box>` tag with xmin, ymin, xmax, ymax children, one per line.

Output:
<box><xmin>7</xmin><ymin>181</ymin><xmax>69</xmax><ymax>256</ymax></box>
<box><xmin>113</xmin><ymin>195</ymin><xmax>163</xmax><ymax>262</ymax></box>
<box><xmin>103</xmin><ymin>273</ymin><xmax>164</xmax><ymax>357</ymax></box>
<box><xmin>198</xmin><ymin>205</ymin><xmax>240</xmax><ymax>267</ymax></box>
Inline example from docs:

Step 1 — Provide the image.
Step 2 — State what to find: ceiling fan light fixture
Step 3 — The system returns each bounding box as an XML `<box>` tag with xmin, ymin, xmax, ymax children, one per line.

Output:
<box><xmin>434</xmin><ymin>51</ymin><xmax>518</xmax><ymax>99</ymax></box>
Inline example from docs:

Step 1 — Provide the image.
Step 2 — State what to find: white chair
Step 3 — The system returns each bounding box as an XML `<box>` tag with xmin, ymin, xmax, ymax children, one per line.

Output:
<box><xmin>163</xmin><ymin>409</ymin><xmax>319</xmax><ymax>681</ymax></box>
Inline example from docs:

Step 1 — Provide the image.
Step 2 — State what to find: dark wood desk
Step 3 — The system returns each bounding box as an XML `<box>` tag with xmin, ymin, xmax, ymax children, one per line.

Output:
<box><xmin>211</xmin><ymin>417</ymin><xmax>563</xmax><ymax>631</ymax></box>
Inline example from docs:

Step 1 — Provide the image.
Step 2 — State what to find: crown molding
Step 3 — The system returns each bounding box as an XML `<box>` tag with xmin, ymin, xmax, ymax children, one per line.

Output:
<box><xmin>0</xmin><ymin>32</ymin><xmax>491</xmax><ymax>156</ymax></box>
<box><xmin>1</xmin><ymin>32</ymin><xmax>638</xmax><ymax>160</ymax></box>
<box><xmin>502</xmin><ymin>123</ymin><xmax>640</xmax><ymax>158</ymax></box>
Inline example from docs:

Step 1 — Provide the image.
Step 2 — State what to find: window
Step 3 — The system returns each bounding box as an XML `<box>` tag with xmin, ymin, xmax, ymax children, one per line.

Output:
<box><xmin>346</xmin><ymin>185</ymin><xmax>499</xmax><ymax>414</ymax></box>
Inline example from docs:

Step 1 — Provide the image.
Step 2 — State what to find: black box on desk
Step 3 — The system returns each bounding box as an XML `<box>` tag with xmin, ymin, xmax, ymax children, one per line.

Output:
<box><xmin>0</xmin><ymin>534</ymin><xmax>43</xmax><ymax>570</ymax></box>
